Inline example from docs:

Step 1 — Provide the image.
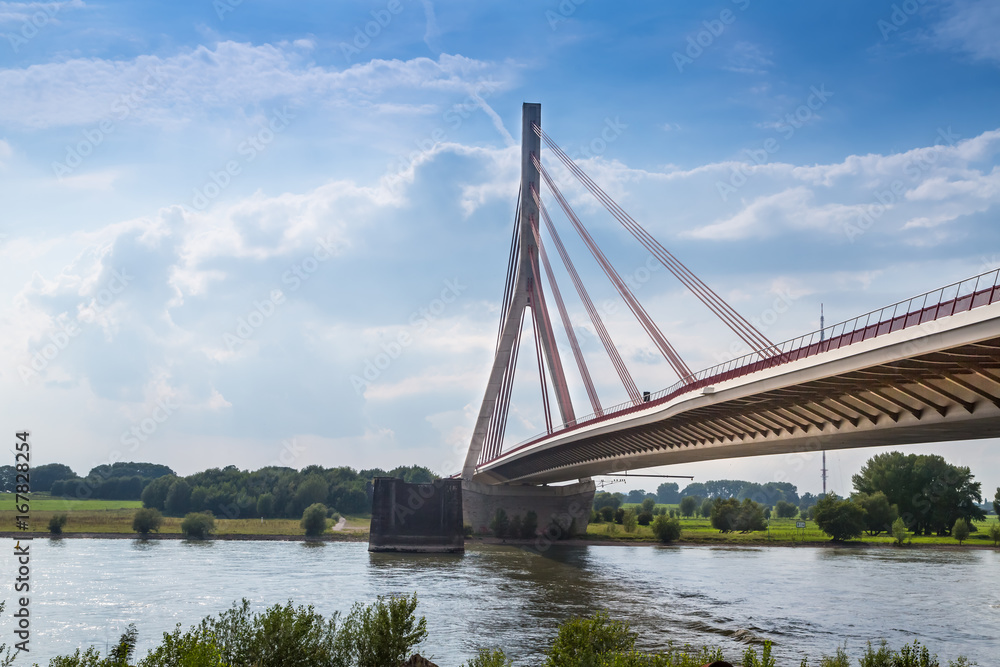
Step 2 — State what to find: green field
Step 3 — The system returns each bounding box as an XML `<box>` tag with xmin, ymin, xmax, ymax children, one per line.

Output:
<box><xmin>0</xmin><ymin>492</ymin><xmax>142</xmax><ymax>511</ymax></box>
<box><xmin>589</xmin><ymin>504</ymin><xmax>1000</xmax><ymax>546</ymax></box>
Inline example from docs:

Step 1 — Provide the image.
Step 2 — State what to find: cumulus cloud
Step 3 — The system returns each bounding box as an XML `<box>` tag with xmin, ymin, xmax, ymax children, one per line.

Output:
<box><xmin>930</xmin><ymin>0</ymin><xmax>1000</xmax><ymax>65</ymax></box>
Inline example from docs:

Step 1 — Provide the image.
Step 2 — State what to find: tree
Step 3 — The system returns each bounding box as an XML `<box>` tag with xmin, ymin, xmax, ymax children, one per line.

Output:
<box><xmin>699</xmin><ymin>498</ymin><xmax>714</xmax><ymax>518</ymax></box>
<box><xmin>892</xmin><ymin>517</ymin><xmax>908</xmax><ymax>546</ymax></box>
<box><xmin>625</xmin><ymin>489</ymin><xmax>647</xmax><ymax>504</ymax></box>
<box><xmin>614</xmin><ymin>508</ymin><xmax>625</xmax><ymax>524</ymax></box>
<box><xmin>988</xmin><ymin>522</ymin><xmax>1000</xmax><ymax>547</ymax></box>
<box><xmin>640</xmin><ymin>497</ymin><xmax>656</xmax><ymax>514</ymax></box>
<box><xmin>141</xmin><ymin>475</ymin><xmax>177</xmax><ymax>510</ymax></box>
<box><xmin>593</xmin><ymin>491</ymin><xmax>624</xmax><ymax>511</ymax></box>
<box><xmin>679</xmin><ymin>496</ymin><xmax>698</xmax><ymax>517</ymax></box>
<box><xmin>994</xmin><ymin>487</ymin><xmax>999</xmax><ymax>517</ymax></box>
<box><xmin>854</xmin><ymin>491</ymin><xmax>898</xmax><ymax>536</ymax></box>
<box><xmin>490</xmin><ymin>509</ymin><xmax>509</xmax><ymax>538</ymax></box>
<box><xmin>853</xmin><ymin>451</ymin><xmax>985</xmax><ymax>535</ymax></box>
<box><xmin>31</xmin><ymin>464</ymin><xmax>78</xmax><ymax>493</ymax></box>
<box><xmin>165</xmin><ymin>479</ymin><xmax>193</xmax><ymax>515</ymax></box>
<box><xmin>775</xmin><ymin>500</ymin><xmax>799</xmax><ymax>519</ymax></box>
<box><xmin>256</xmin><ymin>492</ymin><xmax>275</xmax><ymax>518</ymax></box>
<box><xmin>132</xmin><ymin>508</ymin><xmax>163</xmax><ymax>536</ymax></box>
<box><xmin>622</xmin><ymin>508</ymin><xmax>637</xmax><ymax>533</ymax></box>
<box><xmin>656</xmin><ymin>482</ymin><xmax>680</xmax><ymax>504</ymax></box>
<box><xmin>508</xmin><ymin>514</ymin><xmax>523</xmax><ymax>537</ymax></box>
<box><xmin>813</xmin><ymin>494</ymin><xmax>866</xmax><ymax>542</ymax></box>
<box><xmin>952</xmin><ymin>518</ymin><xmax>970</xmax><ymax>545</ymax></box>
<box><xmin>301</xmin><ymin>503</ymin><xmax>329</xmax><ymax>537</ymax></box>
<box><xmin>180</xmin><ymin>512</ymin><xmax>216</xmax><ymax>539</ymax></box>
<box><xmin>599</xmin><ymin>506</ymin><xmax>614</xmax><ymax>522</ymax></box>
<box><xmin>636</xmin><ymin>511</ymin><xmax>653</xmax><ymax>526</ymax></box>
<box><xmin>522</xmin><ymin>511</ymin><xmax>538</xmax><ymax>539</ymax></box>
<box><xmin>48</xmin><ymin>514</ymin><xmax>67</xmax><ymax>534</ymax></box>
<box><xmin>651</xmin><ymin>514</ymin><xmax>681</xmax><ymax>543</ymax></box>
<box><xmin>295</xmin><ymin>474</ymin><xmax>329</xmax><ymax>513</ymax></box>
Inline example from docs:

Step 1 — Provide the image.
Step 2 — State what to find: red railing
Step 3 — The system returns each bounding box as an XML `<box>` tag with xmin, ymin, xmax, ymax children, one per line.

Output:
<box><xmin>482</xmin><ymin>268</ymin><xmax>1000</xmax><ymax>468</ymax></box>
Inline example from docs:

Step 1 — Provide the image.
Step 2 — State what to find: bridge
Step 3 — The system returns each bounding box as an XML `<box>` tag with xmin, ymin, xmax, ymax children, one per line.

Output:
<box><xmin>457</xmin><ymin>103</ymin><xmax>1000</xmax><ymax>535</ymax></box>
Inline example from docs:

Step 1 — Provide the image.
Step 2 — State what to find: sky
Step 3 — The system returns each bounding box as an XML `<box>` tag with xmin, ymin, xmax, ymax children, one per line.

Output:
<box><xmin>2</xmin><ymin>0</ymin><xmax>1000</xmax><ymax>498</ymax></box>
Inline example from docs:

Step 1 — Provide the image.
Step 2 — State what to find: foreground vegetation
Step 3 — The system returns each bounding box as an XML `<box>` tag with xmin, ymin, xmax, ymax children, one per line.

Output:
<box><xmin>0</xmin><ymin>596</ymin><xmax>975</xmax><ymax>666</ymax></box>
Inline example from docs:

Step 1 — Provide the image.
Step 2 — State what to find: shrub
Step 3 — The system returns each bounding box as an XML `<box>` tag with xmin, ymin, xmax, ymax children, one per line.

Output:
<box><xmin>599</xmin><ymin>506</ymin><xmax>614</xmax><ymax>522</ymax></box>
<box><xmin>636</xmin><ymin>511</ymin><xmax>653</xmax><ymax>526</ymax></box>
<box><xmin>892</xmin><ymin>517</ymin><xmax>909</xmax><ymax>546</ymax></box>
<box><xmin>132</xmin><ymin>507</ymin><xmax>163</xmax><ymax>536</ymax></box>
<box><xmin>622</xmin><ymin>509</ymin><xmax>637</xmax><ymax>533</ymax></box>
<box><xmin>522</xmin><ymin>511</ymin><xmax>538</xmax><ymax>539</ymax></box>
<box><xmin>509</xmin><ymin>514</ymin><xmax>523</xmax><ymax>537</ymax></box>
<box><xmin>640</xmin><ymin>497</ymin><xmax>656</xmax><ymax>513</ymax></box>
<box><xmin>952</xmin><ymin>518</ymin><xmax>970</xmax><ymax>545</ymax></box>
<box><xmin>614</xmin><ymin>508</ymin><xmax>625</xmax><ymax>524</ymax></box>
<box><xmin>988</xmin><ymin>521</ymin><xmax>1000</xmax><ymax>547</ymax></box>
<box><xmin>300</xmin><ymin>503</ymin><xmax>329</xmax><ymax>537</ymax></box>
<box><xmin>543</xmin><ymin>610</ymin><xmax>635</xmax><ymax>667</ymax></box>
<box><xmin>339</xmin><ymin>594</ymin><xmax>428</xmax><ymax>667</ymax></box>
<box><xmin>679</xmin><ymin>495</ymin><xmax>698</xmax><ymax>517</ymax></box>
<box><xmin>651</xmin><ymin>515</ymin><xmax>681</xmax><ymax>543</ymax></box>
<box><xmin>742</xmin><ymin>640</ymin><xmax>776</xmax><ymax>667</ymax></box>
<box><xmin>463</xmin><ymin>524</ymin><xmax>474</xmax><ymax>538</ymax></box>
<box><xmin>813</xmin><ymin>495</ymin><xmax>866</xmax><ymax>542</ymax></box>
<box><xmin>463</xmin><ymin>648</ymin><xmax>512</xmax><ymax>667</ymax></box>
<box><xmin>48</xmin><ymin>514</ymin><xmax>68</xmax><ymax>535</ymax></box>
<box><xmin>180</xmin><ymin>511</ymin><xmax>216</xmax><ymax>540</ymax></box>
<box><xmin>711</xmin><ymin>498</ymin><xmax>766</xmax><ymax>533</ymax></box>
<box><xmin>490</xmin><ymin>509</ymin><xmax>509</xmax><ymax>538</ymax></box>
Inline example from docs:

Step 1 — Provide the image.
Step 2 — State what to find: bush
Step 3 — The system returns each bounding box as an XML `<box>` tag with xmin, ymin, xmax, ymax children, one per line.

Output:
<box><xmin>300</xmin><ymin>503</ymin><xmax>329</xmax><ymax>537</ymax></box>
<box><xmin>490</xmin><ymin>509</ymin><xmax>509</xmax><ymax>538</ymax></box>
<box><xmin>509</xmin><ymin>514</ymin><xmax>523</xmax><ymax>537</ymax></box>
<box><xmin>640</xmin><ymin>497</ymin><xmax>656</xmax><ymax>513</ymax></box>
<box><xmin>340</xmin><ymin>593</ymin><xmax>428</xmax><ymax>667</ymax></box>
<box><xmin>892</xmin><ymin>517</ymin><xmax>909</xmax><ymax>546</ymax></box>
<box><xmin>952</xmin><ymin>518</ymin><xmax>970</xmax><ymax>545</ymax></box>
<box><xmin>813</xmin><ymin>495</ymin><xmax>866</xmax><ymax>542</ymax></box>
<box><xmin>132</xmin><ymin>507</ymin><xmax>163</xmax><ymax>536</ymax></box>
<box><xmin>543</xmin><ymin>610</ymin><xmax>635</xmax><ymax>666</ymax></box>
<box><xmin>47</xmin><ymin>513</ymin><xmax>67</xmax><ymax>535</ymax></box>
<box><xmin>710</xmin><ymin>498</ymin><xmax>766</xmax><ymax>533</ymax></box>
<box><xmin>614</xmin><ymin>508</ymin><xmax>625</xmax><ymax>524</ymax></box>
<box><xmin>622</xmin><ymin>509</ymin><xmax>637</xmax><ymax>533</ymax></box>
<box><xmin>679</xmin><ymin>495</ymin><xmax>698</xmax><ymax>517</ymax></box>
<box><xmin>775</xmin><ymin>500</ymin><xmax>798</xmax><ymax>518</ymax></box>
<box><xmin>636</xmin><ymin>511</ymin><xmax>653</xmax><ymax>526</ymax></box>
<box><xmin>988</xmin><ymin>521</ymin><xmax>1000</xmax><ymax>547</ymax></box>
<box><xmin>180</xmin><ymin>511</ymin><xmax>216</xmax><ymax>540</ymax></box>
<box><xmin>599</xmin><ymin>506</ymin><xmax>614</xmax><ymax>522</ymax></box>
<box><xmin>651</xmin><ymin>515</ymin><xmax>681</xmax><ymax>543</ymax></box>
<box><xmin>463</xmin><ymin>648</ymin><xmax>512</xmax><ymax>667</ymax></box>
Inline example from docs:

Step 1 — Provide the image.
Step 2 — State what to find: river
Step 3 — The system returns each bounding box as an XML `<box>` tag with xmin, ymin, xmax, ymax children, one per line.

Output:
<box><xmin>1</xmin><ymin>539</ymin><xmax>998</xmax><ymax>665</ymax></box>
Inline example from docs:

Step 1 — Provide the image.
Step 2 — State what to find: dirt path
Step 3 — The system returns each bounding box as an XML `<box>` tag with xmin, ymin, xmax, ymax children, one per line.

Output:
<box><xmin>332</xmin><ymin>516</ymin><xmax>347</xmax><ymax>531</ymax></box>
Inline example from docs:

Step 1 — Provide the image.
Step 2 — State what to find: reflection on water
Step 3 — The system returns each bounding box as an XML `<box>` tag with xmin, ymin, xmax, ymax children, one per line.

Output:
<box><xmin>0</xmin><ymin>540</ymin><xmax>997</xmax><ymax>665</ymax></box>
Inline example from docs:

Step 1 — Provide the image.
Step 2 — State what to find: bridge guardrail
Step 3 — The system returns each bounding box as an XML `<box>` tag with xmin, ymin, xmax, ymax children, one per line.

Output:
<box><xmin>486</xmin><ymin>268</ymin><xmax>1000</xmax><ymax>466</ymax></box>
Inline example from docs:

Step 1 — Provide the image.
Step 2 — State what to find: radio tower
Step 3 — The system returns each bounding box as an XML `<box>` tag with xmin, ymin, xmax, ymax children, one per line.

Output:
<box><xmin>822</xmin><ymin>451</ymin><xmax>828</xmax><ymax>496</ymax></box>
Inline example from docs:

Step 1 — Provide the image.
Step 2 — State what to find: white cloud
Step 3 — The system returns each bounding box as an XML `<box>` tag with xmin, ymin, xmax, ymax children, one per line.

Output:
<box><xmin>0</xmin><ymin>43</ymin><xmax>509</xmax><ymax>128</ymax></box>
<box><xmin>0</xmin><ymin>0</ymin><xmax>84</xmax><ymax>24</ymax></box>
<box><xmin>930</xmin><ymin>0</ymin><xmax>1000</xmax><ymax>65</ymax></box>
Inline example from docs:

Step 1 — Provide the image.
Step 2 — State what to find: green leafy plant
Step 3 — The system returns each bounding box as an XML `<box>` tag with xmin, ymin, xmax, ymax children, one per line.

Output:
<box><xmin>463</xmin><ymin>648</ymin><xmax>512</xmax><ymax>667</ymax></box>
<box><xmin>300</xmin><ymin>503</ymin><xmax>330</xmax><ymax>537</ymax></box>
<box><xmin>132</xmin><ymin>508</ymin><xmax>163</xmax><ymax>536</ymax></box>
<box><xmin>180</xmin><ymin>511</ymin><xmax>216</xmax><ymax>540</ymax></box>
<box><xmin>48</xmin><ymin>513</ymin><xmax>68</xmax><ymax>535</ymax></box>
<box><xmin>650</xmin><ymin>514</ymin><xmax>681</xmax><ymax>543</ymax></box>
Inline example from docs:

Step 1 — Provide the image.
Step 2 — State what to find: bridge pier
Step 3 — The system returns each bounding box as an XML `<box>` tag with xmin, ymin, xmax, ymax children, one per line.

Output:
<box><xmin>463</xmin><ymin>478</ymin><xmax>596</xmax><ymax>538</ymax></box>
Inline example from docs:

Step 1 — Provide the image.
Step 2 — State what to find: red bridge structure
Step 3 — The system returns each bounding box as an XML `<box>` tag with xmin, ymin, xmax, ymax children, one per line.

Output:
<box><xmin>458</xmin><ymin>103</ymin><xmax>1000</xmax><ymax>537</ymax></box>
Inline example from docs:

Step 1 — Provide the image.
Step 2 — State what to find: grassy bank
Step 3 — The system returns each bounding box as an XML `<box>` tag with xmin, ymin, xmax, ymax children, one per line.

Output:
<box><xmin>0</xmin><ymin>493</ymin><xmax>370</xmax><ymax>538</ymax></box>
<box><xmin>588</xmin><ymin>510</ymin><xmax>1000</xmax><ymax>547</ymax></box>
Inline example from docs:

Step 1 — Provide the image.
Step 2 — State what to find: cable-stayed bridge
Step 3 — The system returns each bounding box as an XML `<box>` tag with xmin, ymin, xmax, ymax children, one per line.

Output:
<box><xmin>455</xmin><ymin>103</ymin><xmax>1000</xmax><ymax>535</ymax></box>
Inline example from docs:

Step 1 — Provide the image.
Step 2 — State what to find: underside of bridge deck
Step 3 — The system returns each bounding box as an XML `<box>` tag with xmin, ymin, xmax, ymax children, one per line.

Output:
<box><xmin>484</xmin><ymin>337</ymin><xmax>1000</xmax><ymax>484</ymax></box>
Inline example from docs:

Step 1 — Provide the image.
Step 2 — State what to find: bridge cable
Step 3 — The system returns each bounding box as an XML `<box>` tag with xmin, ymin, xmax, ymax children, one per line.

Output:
<box><xmin>535</xmin><ymin>193</ymin><xmax>642</xmax><ymax>406</ymax></box>
<box><xmin>535</xmin><ymin>161</ymin><xmax>694</xmax><ymax>382</ymax></box>
<box><xmin>531</xmin><ymin>223</ymin><xmax>604</xmax><ymax>417</ymax></box>
<box><xmin>535</xmin><ymin>125</ymin><xmax>780</xmax><ymax>359</ymax></box>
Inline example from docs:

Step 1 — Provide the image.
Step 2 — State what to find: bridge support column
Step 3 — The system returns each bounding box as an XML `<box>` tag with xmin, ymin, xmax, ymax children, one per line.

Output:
<box><xmin>462</xmin><ymin>478</ymin><xmax>596</xmax><ymax>538</ymax></box>
<box><xmin>369</xmin><ymin>477</ymin><xmax>465</xmax><ymax>553</ymax></box>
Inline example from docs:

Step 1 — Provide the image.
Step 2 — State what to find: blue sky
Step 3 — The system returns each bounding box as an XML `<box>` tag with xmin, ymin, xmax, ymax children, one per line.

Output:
<box><xmin>2</xmin><ymin>0</ymin><xmax>1000</xmax><ymax>497</ymax></box>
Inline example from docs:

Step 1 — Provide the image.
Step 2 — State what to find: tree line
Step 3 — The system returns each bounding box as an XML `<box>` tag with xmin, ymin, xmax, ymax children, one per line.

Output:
<box><xmin>3</xmin><ymin>460</ymin><xmax>436</xmax><ymax>519</ymax></box>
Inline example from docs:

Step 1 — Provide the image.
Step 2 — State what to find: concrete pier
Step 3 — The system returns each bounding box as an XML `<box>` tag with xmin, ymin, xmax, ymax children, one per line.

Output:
<box><xmin>368</xmin><ymin>477</ymin><xmax>465</xmax><ymax>553</ymax></box>
<box><xmin>462</xmin><ymin>478</ymin><xmax>596</xmax><ymax>537</ymax></box>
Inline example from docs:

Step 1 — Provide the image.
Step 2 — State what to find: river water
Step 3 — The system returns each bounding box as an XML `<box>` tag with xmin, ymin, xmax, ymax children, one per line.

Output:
<box><xmin>1</xmin><ymin>539</ymin><xmax>998</xmax><ymax>665</ymax></box>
